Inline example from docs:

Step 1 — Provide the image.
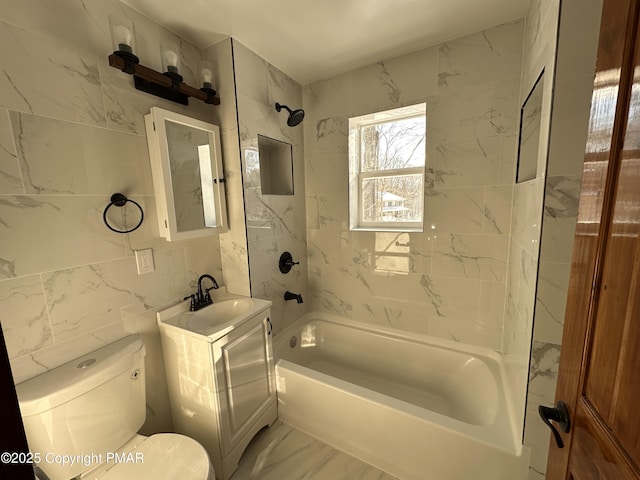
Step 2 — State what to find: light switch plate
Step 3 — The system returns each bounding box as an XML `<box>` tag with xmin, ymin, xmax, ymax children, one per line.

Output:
<box><xmin>135</xmin><ymin>249</ymin><xmax>155</xmax><ymax>274</ymax></box>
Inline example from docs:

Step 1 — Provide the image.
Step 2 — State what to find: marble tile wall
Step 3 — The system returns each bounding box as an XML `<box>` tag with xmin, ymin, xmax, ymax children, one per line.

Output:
<box><xmin>233</xmin><ymin>41</ymin><xmax>309</xmax><ymax>335</ymax></box>
<box><xmin>302</xmin><ymin>20</ymin><xmax>523</xmax><ymax>350</ymax></box>
<box><xmin>206</xmin><ymin>39</ymin><xmax>252</xmax><ymax>298</ymax></box>
<box><xmin>0</xmin><ymin>0</ymin><xmax>229</xmax><ymax>434</ymax></box>
<box><xmin>520</xmin><ymin>1</ymin><xmax>602</xmax><ymax>479</ymax></box>
<box><xmin>501</xmin><ymin>0</ymin><xmax>560</xmax><ymax>472</ymax></box>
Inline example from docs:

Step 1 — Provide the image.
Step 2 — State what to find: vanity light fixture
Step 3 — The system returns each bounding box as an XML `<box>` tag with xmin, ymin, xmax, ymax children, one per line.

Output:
<box><xmin>109</xmin><ymin>16</ymin><xmax>138</xmax><ymax>74</ymax></box>
<box><xmin>199</xmin><ymin>60</ymin><xmax>218</xmax><ymax>104</ymax></box>
<box><xmin>107</xmin><ymin>17</ymin><xmax>220</xmax><ymax>106</ymax></box>
<box><xmin>161</xmin><ymin>41</ymin><xmax>183</xmax><ymax>82</ymax></box>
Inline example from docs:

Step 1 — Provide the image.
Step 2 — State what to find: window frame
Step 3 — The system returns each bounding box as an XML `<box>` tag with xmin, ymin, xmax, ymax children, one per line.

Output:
<box><xmin>349</xmin><ymin>104</ymin><xmax>426</xmax><ymax>232</ymax></box>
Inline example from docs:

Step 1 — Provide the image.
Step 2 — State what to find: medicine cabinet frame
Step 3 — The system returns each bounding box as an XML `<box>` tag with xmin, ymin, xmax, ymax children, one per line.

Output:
<box><xmin>145</xmin><ymin>107</ymin><xmax>227</xmax><ymax>241</ymax></box>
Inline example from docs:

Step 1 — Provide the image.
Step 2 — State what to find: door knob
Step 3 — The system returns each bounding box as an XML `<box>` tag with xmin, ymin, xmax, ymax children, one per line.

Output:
<box><xmin>539</xmin><ymin>401</ymin><xmax>571</xmax><ymax>448</ymax></box>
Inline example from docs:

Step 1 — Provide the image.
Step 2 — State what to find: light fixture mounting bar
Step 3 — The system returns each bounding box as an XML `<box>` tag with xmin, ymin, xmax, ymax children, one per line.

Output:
<box><xmin>108</xmin><ymin>54</ymin><xmax>220</xmax><ymax>106</ymax></box>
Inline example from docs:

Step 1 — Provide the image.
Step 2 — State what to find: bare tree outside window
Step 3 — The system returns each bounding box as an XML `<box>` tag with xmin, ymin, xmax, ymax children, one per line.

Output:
<box><xmin>349</xmin><ymin>104</ymin><xmax>426</xmax><ymax>231</ymax></box>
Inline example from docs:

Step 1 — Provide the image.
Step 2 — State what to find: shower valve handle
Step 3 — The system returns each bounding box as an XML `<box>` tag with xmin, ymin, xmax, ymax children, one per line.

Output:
<box><xmin>538</xmin><ymin>401</ymin><xmax>571</xmax><ymax>449</ymax></box>
<box><xmin>279</xmin><ymin>251</ymin><xmax>299</xmax><ymax>273</ymax></box>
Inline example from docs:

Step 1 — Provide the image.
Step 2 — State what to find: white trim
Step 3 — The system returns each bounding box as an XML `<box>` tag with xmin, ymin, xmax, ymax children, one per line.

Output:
<box><xmin>359</xmin><ymin>166</ymin><xmax>424</xmax><ymax>179</ymax></box>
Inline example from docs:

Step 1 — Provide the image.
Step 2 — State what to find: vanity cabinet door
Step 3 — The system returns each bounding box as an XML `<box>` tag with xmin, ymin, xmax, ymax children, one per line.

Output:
<box><xmin>213</xmin><ymin>313</ymin><xmax>276</xmax><ymax>453</ymax></box>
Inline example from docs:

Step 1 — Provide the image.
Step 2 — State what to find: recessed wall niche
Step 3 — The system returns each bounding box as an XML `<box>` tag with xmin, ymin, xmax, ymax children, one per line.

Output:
<box><xmin>516</xmin><ymin>71</ymin><xmax>545</xmax><ymax>183</ymax></box>
<box><xmin>257</xmin><ymin>134</ymin><xmax>294</xmax><ymax>195</ymax></box>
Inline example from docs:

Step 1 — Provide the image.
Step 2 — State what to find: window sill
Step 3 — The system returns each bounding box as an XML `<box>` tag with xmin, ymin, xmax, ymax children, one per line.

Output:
<box><xmin>350</xmin><ymin>226</ymin><xmax>424</xmax><ymax>233</ymax></box>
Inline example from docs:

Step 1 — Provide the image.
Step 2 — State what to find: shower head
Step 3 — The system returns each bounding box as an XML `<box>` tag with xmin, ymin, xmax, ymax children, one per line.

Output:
<box><xmin>275</xmin><ymin>102</ymin><xmax>305</xmax><ymax>127</ymax></box>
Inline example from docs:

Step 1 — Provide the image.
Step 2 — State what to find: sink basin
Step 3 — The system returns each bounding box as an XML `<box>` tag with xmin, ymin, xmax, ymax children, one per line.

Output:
<box><xmin>186</xmin><ymin>298</ymin><xmax>254</xmax><ymax>331</ymax></box>
<box><xmin>156</xmin><ymin>291</ymin><xmax>271</xmax><ymax>340</ymax></box>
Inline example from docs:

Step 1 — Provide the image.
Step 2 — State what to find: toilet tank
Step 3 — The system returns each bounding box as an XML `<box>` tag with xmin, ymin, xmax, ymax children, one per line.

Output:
<box><xmin>16</xmin><ymin>336</ymin><xmax>146</xmax><ymax>480</ymax></box>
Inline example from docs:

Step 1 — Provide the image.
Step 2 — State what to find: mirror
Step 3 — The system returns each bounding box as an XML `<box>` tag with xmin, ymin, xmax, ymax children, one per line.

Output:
<box><xmin>516</xmin><ymin>71</ymin><xmax>545</xmax><ymax>183</ymax></box>
<box><xmin>145</xmin><ymin>107</ymin><xmax>227</xmax><ymax>241</ymax></box>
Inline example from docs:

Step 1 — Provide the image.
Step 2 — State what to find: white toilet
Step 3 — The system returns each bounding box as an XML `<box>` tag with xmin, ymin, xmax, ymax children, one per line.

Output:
<box><xmin>16</xmin><ymin>336</ymin><xmax>214</xmax><ymax>480</ymax></box>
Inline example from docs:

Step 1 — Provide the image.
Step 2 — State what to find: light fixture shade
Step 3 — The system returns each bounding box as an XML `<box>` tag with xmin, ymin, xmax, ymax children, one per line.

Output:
<box><xmin>199</xmin><ymin>60</ymin><xmax>216</xmax><ymax>90</ymax></box>
<box><xmin>161</xmin><ymin>41</ymin><xmax>181</xmax><ymax>75</ymax></box>
<box><xmin>109</xmin><ymin>14</ymin><xmax>136</xmax><ymax>54</ymax></box>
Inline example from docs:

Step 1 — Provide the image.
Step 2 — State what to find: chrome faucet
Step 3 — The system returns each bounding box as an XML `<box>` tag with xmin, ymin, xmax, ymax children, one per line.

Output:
<box><xmin>184</xmin><ymin>274</ymin><xmax>219</xmax><ymax>311</ymax></box>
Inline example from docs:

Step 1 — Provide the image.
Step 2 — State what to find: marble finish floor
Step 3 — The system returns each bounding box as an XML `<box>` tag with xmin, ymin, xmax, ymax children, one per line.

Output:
<box><xmin>230</xmin><ymin>421</ymin><xmax>398</xmax><ymax>480</ymax></box>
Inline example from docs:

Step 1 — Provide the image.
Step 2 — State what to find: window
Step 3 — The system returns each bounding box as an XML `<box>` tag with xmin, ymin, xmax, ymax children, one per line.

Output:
<box><xmin>348</xmin><ymin>103</ymin><xmax>426</xmax><ymax>231</ymax></box>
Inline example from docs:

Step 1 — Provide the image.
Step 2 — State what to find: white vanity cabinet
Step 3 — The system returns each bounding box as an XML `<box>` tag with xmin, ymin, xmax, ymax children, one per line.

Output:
<box><xmin>157</xmin><ymin>298</ymin><xmax>277</xmax><ymax>480</ymax></box>
<box><xmin>213</xmin><ymin>313</ymin><xmax>276</xmax><ymax>455</ymax></box>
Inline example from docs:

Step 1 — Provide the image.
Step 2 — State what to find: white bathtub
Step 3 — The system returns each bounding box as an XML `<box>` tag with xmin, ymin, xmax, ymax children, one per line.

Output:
<box><xmin>275</xmin><ymin>313</ymin><xmax>530</xmax><ymax>480</ymax></box>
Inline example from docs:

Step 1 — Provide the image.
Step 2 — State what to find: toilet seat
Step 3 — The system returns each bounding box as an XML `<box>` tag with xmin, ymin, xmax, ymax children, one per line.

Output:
<box><xmin>99</xmin><ymin>433</ymin><xmax>213</xmax><ymax>480</ymax></box>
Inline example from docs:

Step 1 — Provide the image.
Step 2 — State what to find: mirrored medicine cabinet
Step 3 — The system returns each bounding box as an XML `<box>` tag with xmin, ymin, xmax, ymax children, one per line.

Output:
<box><xmin>145</xmin><ymin>107</ymin><xmax>227</xmax><ymax>241</ymax></box>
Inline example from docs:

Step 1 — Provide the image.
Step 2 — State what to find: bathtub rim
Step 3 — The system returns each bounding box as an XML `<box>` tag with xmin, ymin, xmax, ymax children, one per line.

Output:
<box><xmin>275</xmin><ymin>311</ymin><xmax>523</xmax><ymax>455</ymax></box>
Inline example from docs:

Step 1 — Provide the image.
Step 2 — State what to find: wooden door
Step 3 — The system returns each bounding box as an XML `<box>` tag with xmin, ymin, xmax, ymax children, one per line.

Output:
<box><xmin>546</xmin><ymin>0</ymin><xmax>640</xmax><ymax>478</ymax></box>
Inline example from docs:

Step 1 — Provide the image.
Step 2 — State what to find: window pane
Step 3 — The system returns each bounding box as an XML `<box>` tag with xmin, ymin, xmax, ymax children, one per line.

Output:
<box><xmin>349</xmin><ymin>103</ymin><xmax>426</xmax><ymax>231</ymax></box>
<box><xmin>360</xmin><ymin>116</ymin><xmax>426</xmax><ymax>172</ymax></box>
<box><xmin>361</xmin><ymin>174</ymin><xmax>424</xmax><ymax>223</ymax></box>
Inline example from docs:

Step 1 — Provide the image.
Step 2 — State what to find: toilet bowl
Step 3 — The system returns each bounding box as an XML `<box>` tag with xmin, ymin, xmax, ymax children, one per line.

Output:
<box><xmin>16</xmin><ymin>336</ymin><xmax>213</xmax><ymax>480</ymax></box>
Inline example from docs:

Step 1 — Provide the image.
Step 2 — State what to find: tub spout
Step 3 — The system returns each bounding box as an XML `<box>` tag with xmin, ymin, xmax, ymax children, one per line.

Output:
<box><xmin>284</xmin><ymin>291</ymin><xmax>303</xmax><ymax>304</ymax></box>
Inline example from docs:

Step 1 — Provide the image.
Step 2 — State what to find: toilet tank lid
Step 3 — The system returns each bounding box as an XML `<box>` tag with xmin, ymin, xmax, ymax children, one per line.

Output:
<box><xmin>16</xmin><ymin>336</ymin><xmax>146</xmax><ymax>417</ymax></box>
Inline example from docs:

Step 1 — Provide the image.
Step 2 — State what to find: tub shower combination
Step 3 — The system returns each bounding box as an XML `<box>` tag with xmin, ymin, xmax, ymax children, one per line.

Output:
<box><xmin>275</xmin><ymin>313</ymin><xmax>530</xmax><ymax>480</ymax></box>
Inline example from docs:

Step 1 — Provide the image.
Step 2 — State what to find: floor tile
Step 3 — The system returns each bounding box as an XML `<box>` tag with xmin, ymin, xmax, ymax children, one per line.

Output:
<box><xmin>230</xmin><ymin>421</ymin><xmax>398</xmax><ymax>480</ymax></box>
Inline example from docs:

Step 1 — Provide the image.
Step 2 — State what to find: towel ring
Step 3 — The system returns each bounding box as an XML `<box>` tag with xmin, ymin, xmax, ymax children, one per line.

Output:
<box><xmin>103</xmin><ymin>193</ymin><xmax>144</xmax><ymax>234</ymax></box>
